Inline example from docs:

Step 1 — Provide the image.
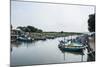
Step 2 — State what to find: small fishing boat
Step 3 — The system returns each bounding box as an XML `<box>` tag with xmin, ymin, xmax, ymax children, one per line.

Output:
<box><xmin>58</xmin><ymin>41</ymin><xmax>85</xmax><ymax>52</ymax></box>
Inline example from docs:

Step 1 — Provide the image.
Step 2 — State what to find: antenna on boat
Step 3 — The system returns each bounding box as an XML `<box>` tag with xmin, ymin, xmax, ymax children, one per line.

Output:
<box><xmin>61</xmin><ymin>31</ymin><xmax>65</xmax><ymax>46</ymax></box>
<box><xmin>71</xmin><ymin>34</ymin><xmax>73</xmax><ymax>43</ymax></box>
<box><xmin>64</xmin><ymin>36</ymin><xmax>65</xmax><ymax>46</ymax></box>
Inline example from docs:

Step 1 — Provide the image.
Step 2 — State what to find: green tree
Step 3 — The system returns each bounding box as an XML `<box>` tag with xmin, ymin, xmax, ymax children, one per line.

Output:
<box><xmin>17</xmin><ymin>26</ymin><xmax>43</xmax><ymax>32</ymax></box>
<box><xmin>88</xmin><ymin>14</ymin><xmax>95</xmax><ymax>32</ymax></box>
<box><xmin>37</xmin><ymin>29</ymin><xmax>43</xmax><ymax>33</ymax></box>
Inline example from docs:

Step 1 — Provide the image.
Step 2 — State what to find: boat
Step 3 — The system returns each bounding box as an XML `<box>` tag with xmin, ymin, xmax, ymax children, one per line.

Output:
<box><xmin>17</xmin><ymin>35</ymin><xmax>34</xmax><ymax>42</ymax></box>
<box><xmin>58</xmin><ymin>41</ymin><xmax>85</xmax><ymax>52</ymax></box>
<box><xmin>34</xmin><ymin>36</ymin><xmax>46</xmax><ymax>40</ymax></box>
<box><xmin>46</xmin><ymin>36</ymin><xmax>55</xmax><ymax>39</ymax></box>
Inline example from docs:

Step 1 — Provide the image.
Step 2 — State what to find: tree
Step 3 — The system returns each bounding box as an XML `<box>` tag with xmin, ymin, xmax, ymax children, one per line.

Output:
<box><xmin>17</xmin><ymin>26</ymin><xmax>43</xmax><ymax>33</ymax></box>
<box><xmin>61</xmin><ymin>31</ymin><xmax>64</xmax><ymax>33</ymax></box>
<box><xmin>88</xmin><ymin>14</ymin><xmax>95</xmax><ymax>32</ymax></box>
<box><xmin>37</xmin><ymin>29</ymin><xmax>43</xmax><ymax>33</ymax></box>
<box><xmin>27</xmin><ymin>26</ymin><xmax>38</xmax><ymax>32</ymax></box>
<box><xmin>17</xmin><ymin>26</ymin><xmax>25</xmax><ymax>31</ymax></box>
<box><xmin>11</xmin><ymin>24</ymin><xmax>12</xmax><ymax>30</ymax></box>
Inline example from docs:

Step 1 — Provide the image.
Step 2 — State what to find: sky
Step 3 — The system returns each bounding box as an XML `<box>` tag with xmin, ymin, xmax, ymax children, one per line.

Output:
<box><xmin>11</xmin><ymin>0</ymin><xmax>95</xmax><ymax>32</ymax></box>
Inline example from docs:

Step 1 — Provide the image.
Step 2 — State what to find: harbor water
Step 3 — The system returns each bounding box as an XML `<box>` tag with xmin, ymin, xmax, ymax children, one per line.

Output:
<box><xmin>11</xmin><ymin>36</ymin><xmax>88</xmax><ymax>66</ymax></box>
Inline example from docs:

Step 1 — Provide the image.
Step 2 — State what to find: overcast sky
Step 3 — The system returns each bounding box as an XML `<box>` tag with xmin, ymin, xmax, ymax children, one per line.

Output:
<box><xmin>11</xmin><ymin>0</ymin><xmax>95</xmax><ymax>32</ymax></box>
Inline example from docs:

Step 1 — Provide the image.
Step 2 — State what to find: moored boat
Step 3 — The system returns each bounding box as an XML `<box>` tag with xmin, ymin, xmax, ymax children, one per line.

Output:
<box><xmin>58</xmin><ymin>41</ymin><xmax>85</xmax><ymax>52</ymax></box>
<box><xmin>17</xmin><ymin>34</ymin><xmax>34</xmax><ymax>42</ymax></box>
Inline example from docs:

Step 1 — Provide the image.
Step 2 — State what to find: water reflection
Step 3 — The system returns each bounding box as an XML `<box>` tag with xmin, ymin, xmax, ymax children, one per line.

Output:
<box><xmin>61</xmin><ymin>50</ymin><xmax>86</xmax><ymax>62</ymax></box>
<box><xmin>11</xmin><ymin>41</ymin><xmax>22</xmax><ymax>47</ymax></box>
<box><xmin>11</xmin><ymin>37</ymin><xmax>88</xmax><ymax>66</ymax></box>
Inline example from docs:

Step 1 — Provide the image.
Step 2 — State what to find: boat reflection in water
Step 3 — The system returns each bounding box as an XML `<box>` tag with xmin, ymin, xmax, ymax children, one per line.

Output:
<box><xmin>61</xmin><ymin>51</ymin><xmax>85</xmax><ymax>62</ymax></box>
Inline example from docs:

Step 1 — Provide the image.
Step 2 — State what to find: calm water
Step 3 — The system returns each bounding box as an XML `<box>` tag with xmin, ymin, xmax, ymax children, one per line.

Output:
<box><xmin>11</xmin><ymin>37</ymin><xmax>88</xmax><ymax>66</ymax></box>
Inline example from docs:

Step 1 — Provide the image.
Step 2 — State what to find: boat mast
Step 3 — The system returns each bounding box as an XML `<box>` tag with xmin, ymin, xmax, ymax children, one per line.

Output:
<box><xmin>64</xmin><ymin>36</ymin><xmax>65</xmax><ymax>45</ymax></box>
<box><xmin>70</xmin><ymin>34</ymin><xmax>72</xmax><ymax>43</ymax></box>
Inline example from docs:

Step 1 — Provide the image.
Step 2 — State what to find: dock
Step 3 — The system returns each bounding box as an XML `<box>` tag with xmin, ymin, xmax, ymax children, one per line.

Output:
<box><xmin>87</xmin><ymin>37</ymin><xmax>95</xmax><ymax>61</ymax></box>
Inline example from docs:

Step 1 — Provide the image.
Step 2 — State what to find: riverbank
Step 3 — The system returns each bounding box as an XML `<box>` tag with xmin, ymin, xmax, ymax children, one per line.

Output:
<box><xmin>11</xmin><ymin>32</ymin><xmax>82</xmax><ymax>42</ymax></box>
<box><xmin>30</xmin><ymin>32</ymin><xmax>82</xmax><ymax>40</ymax></box>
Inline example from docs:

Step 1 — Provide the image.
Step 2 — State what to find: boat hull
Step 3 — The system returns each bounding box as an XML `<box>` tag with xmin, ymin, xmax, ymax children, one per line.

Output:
<box><xmin>60</xmin><ymin>47</ymin><xmax>83</xmax><ymax>52</ymax></box>
<box><xmin>58</xmin><ymin>44</ymin><xmax>84</xmax><ymax>52</ymax></box>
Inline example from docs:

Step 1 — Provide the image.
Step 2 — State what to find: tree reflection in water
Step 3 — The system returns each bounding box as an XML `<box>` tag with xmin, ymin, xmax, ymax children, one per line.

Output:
<box><xmin>11</xmin><ymin>40</ymin><xmax>46</xmax><ymax>52</ymax></box>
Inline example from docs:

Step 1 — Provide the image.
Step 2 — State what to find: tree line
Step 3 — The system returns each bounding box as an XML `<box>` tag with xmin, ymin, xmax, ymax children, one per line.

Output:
<box><xmin>17</xmin><ymin>26</ymin><xmax>43</xmax><ymax>33</ymax></box>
